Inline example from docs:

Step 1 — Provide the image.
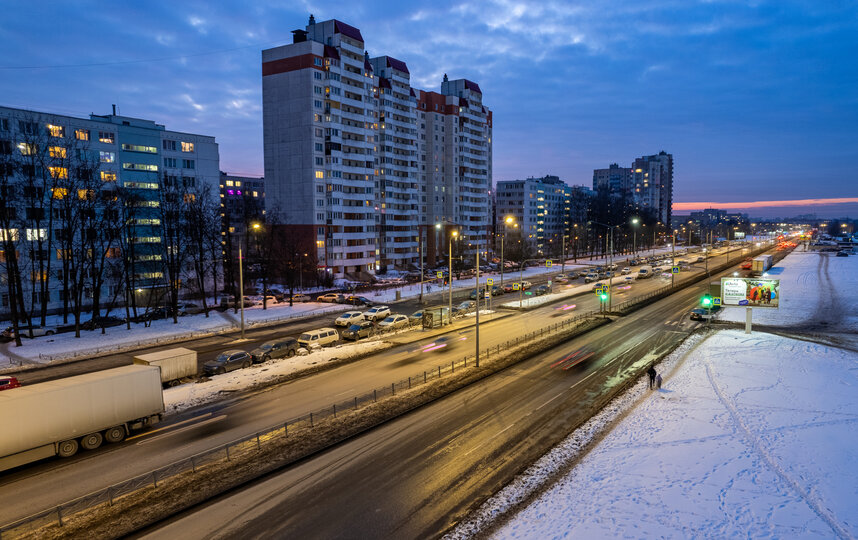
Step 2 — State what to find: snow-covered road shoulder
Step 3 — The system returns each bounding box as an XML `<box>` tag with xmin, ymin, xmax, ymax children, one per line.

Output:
<box><xmin>163</xmin><ymin>340</ymin><xmax>392</xmax><ymax>414</ymax></box>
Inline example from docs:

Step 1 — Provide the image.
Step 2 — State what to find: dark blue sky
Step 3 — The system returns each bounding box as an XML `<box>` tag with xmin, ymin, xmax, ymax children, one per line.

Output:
<box><xmin>2</xmin><ymin>1</ymin><xmax>856</xmax><ymax>217</ymax></box>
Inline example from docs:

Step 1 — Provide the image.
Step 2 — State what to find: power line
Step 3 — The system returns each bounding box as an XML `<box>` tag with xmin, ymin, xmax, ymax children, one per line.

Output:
<box><xmin>0</xmin><ymin>37</ymin><xmax>290</xmax><ymax>70</ymax></box>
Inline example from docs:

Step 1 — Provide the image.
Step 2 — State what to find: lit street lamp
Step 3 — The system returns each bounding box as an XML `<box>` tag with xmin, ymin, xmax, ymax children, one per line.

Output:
<box><xmin>631</xmin><ymin>217</ymin><xmax>639</xmax><ymax>256</ymax></box>
<box><xmin>448</xmin><ymin>230</ymin><xmax>458</xmax><ymax>317</ymax></box>
<box><xmin>501</xmin><ymin>216</ymin><xmax>514</xmax><ymax>286</ymax></box>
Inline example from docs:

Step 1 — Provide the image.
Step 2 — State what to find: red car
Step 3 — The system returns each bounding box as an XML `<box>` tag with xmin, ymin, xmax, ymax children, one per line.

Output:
<box><xmin>0</xmin><ymin>376</ymin><xmax>21</xmax><ymax>390</ymax></box>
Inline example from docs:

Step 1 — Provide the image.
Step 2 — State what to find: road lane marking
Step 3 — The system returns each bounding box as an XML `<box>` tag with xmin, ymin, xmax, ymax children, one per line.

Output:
<box><xmin>535</xmin><ymin>393</ymin><xmax>563</xmax><ymax>411</ymax></box>
<box><xmin>135</xmin><ymin>415</ymin><xmax>228</xmax><ymax>445</ymax></box>
<box><xmin>126</xmin><ymin>413</ymin><xmax>213</xmax><ymax>442</ymax></box>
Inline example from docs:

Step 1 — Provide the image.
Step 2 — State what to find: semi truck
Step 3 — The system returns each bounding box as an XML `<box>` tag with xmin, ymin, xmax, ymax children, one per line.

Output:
<box><xmin>133</xmin><ymin>347</ymin><xmax>198</xmax><ymax>387</ymax></box>
<box><xmin>0</xmin><ymin>365</ymin><xmax>164</xmax><ymax>472</ymax></box>
<box><xmin>751</xmin><ymin>254</ymin><xmax>773</xmax><ymax>276</ymax></box>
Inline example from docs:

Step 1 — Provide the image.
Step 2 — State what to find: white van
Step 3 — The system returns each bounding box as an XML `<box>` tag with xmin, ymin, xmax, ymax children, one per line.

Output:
<box><xmin>298</xmin><ymin>327</ymin><xmax>339</xmax><ymax>349</ymax></box>
<box><xmin>637</xmin><ymin>267</ymin><xmax>652</xmax><ymax>279</ymax></box>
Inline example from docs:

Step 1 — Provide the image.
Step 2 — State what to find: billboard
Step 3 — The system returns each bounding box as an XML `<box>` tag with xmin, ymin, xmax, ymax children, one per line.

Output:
<box><xmin>734</xmin><ymin>232</ymin><xmax>746</xmax><ymax>239</ymax></box>
<box><xmin>720</xmin><ymin>277</ymin><xmax>780</xmax><ymax>308</ymax></box>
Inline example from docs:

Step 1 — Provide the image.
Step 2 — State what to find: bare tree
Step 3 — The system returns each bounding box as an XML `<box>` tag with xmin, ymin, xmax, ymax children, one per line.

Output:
<box><xmin>157</xmin><ymin>173</ymin><xmax>189</xmax><ymax>324</ymax></box>
<box><xmin>184</xmin><ymin>182</ymin><xmax>220</xmax><ymax>316</ymax></box>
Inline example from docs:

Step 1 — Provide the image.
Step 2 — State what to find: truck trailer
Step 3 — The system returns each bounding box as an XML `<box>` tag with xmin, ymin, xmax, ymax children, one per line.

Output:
<box><xmin>0</xmin><ymin>365</ymin><xmax>164</xmax><ymax>472</ymax></box>
<box><xmin>133</xmin><ymin>347</ymin><xmax>198</xmax><ymax>386</ymax></box>
<box><xmin>751</xmin><ymin>254</ymin><xmax>773</xmax><ymax>276</ymax></box>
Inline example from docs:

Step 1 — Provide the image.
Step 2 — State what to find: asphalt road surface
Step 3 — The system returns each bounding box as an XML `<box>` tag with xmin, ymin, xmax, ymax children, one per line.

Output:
<box><xmin>139</xmin><ymin>267</ymin><xmax>714</xmax><ymax>539</ymax></box>
<box><xmin>0</xmin><ymin>246</ymin><xmax>753</xmax><ymax>527</ymax></box>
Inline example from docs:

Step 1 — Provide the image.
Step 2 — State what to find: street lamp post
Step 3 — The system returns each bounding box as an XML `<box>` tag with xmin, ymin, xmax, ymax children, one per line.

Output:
<box><xmin>631</xmin><ymin>217</ymin><xmax>639</xmax><ymax>257</ymax></box>
<box><xmin>501</xmin><ymin>216</ymin><xmax>514</xmax><ymax>286</ymax></box>
<box><xmin>475</xmin><ymin>249</ymin><xmax>480</xmax><ymax>367</ymax></box>
<box><xmin>448</xmin><ymin>230</ymin><xmax>458</xmax><ymax>317</ymax></box>
<box><xmin>589</xmin><ymin>221</ymin><xmax>617</xmax><ymax>312</ymax></box>
<box><xmin>671</xmin><ymin>230</ymin><xmax>677</xmax><ymax>289</ymax></box>
<box><xmin>238</xmin><ymin>242</ymin><xmax>245</xmax><ymax>339</ymax></box>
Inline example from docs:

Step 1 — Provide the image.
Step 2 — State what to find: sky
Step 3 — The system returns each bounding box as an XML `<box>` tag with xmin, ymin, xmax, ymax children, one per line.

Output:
<box><xmin>1</xmin><ymin>1</ymin><xmax>856</xmax><ymax>218</ymax></box>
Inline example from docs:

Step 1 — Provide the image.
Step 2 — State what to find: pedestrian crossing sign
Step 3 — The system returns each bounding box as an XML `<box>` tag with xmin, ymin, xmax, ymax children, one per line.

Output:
<box><xmin>713</xmin><ymin>297</ymin><xmax>722</xmax><ymax>306</ymax></box>
<box><xmin>594</xmin><ymin>287</ymin><xmax>606</xmax><ymax>295</ymax></box>
<box><xmin>513</xmin><ymin>283</ymin><xmax>521</xmax><ymax>290</ymax></box>
<box><xmin>672</xmin><ymin>266</ymin><xmax>680</xmax><ymax>274</ymax></box>
<box><xmin>487</xmin><ymin>278</ymin><xmax>493</xmax><ymax>286</ymax></box>
<box><xmin>546</xmin><ymin>260</ymin><xmax>553</xmax><ymax>267</ymax></box>
<box><xmin>436</xmin><ymin>271</ymin><xmax>443</xmax><ymax>279</ymax></box>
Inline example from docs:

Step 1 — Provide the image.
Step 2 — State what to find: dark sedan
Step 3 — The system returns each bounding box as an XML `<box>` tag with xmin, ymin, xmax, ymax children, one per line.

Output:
<box><xmin>249</xmin><ymin>339</ymin><xmax>299</xmax><ymax>363</ymax></box>
<box><xmin>203</xmin><ymin>350</ymin><xmax>252</xmax><ymax>376</ymax></box>
<box><xmin>81</xmin><ymin>316</ymin><xmax>126</xmax><ymax>331</ymax></box>
<box><xmin>342</xmin><ymin>321</ymin><xmax>375</xmax><ymax>340</ymax></box>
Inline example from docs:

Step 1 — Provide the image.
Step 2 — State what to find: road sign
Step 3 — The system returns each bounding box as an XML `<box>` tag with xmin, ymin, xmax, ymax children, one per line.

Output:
<box><xmin>484</xmin><ymin>293</ymin><xmax>491</xmax><ymax>299</ymax></box>
<box><xmin>594</xmin><ymin>287</ymin><xmax>605</xmax><ymax>295</ymax></box>
<box><xmin>436</xmin><ymin>271</ymin><xmax>443</xmax><ymax>279</ymax></box>
<box><xmin>672</xmin><ymin>266</ymin><xmax>680</xmax><ymax>274</ymax></box>
<box><xmin>713</xmin><ymin>297</ymin><xmax>722</xmax><ymax>306</ymax></box>
<box><xmin>546</xmin><ymin>260</ymin><xmax>553</xmax><ymax>267</ymax></box>
<box><xmin>513</xmin><ymin>283</ymin><xmax>520</xmax><ymax>290</ymax></box>
<box><xmin>486</xmin><ymin>278</ymin><xmax>493</xmax><ymax>286</ymax></box>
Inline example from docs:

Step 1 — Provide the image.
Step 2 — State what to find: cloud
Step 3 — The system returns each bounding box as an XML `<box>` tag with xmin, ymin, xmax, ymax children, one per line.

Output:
<box><xmin>188</xmin><ymin>15</ymin><xmax>207</xmax><ymax>34</ymax></box>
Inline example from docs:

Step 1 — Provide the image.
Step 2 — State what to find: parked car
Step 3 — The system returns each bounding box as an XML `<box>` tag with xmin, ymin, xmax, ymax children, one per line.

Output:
<box><xmin>291</xmin><ymin>293</ymin><xmax>312</xmax><ymax>303</ymax></box>
<box><xmin>344</xmin><ymin>295</ymin><xmax>373</xmax><ymax>306</ymax></box>
<box><xmin>176</xmin><ymin>302</ymin><xmax>204</xmax><ymax>315</ymax></box>
<box><xmin>577</xmin><ymin>270</ymin><xmax>590</xmax><ymax>278</ymax></box>
<box><xmin>297</xmin><ymin>328</ymin><xmax>339</xmax><ymax>348</ymax></box>
<box><xmin>534</xmin><ymin>285</ymin><xmax>549</xmax><ymax>296</ymax></box>
<box><xmin>316</xmin><ymin>293</ymin><xmax>343</xmax><ymax>303</ymax></box>
<box><xmin>81</xmin><ymin>316</ymin><xmax>125</xmax><ymax>331</ymax></box>
<box><xmin>469</xmin><ymin>288</ymin><xmax>486</xmax><ymax>300</ymax></box>
<box><xmin>249</xmin><ymin>339</ymin><xmax>299</xmax><ymax>363</ymax></box>
<box><xmin>218</xmin><ymin>296</ymin><xmax>255</xmax><ymax>311</ymax></box>
<box><xmin>491</xmin><ymin>285</ymin><xmax>504</xmax><ymax>296</ymax></box>
<box><xmin>521</xmin><ymin>281</ymin><xmax>532</xmax><ymax>290</ymax></box>
<box><xmin>502</xmin><ymin>283</ymin><xmax>515</xmax><ymax>293</ymax></box>
<box><xmin>836</xmin><ymin>251</ymin><xmax>849</xmax><ymax>257</ymax></box>
<box><xmin>335</xmin><ymin>311</ymin><xmax>365</xmax><ymax>327</ymax></box>
<box><xmin>453</xmin><ymin>300</ymin><xmax>476</xmax><ymax>315</ymax></box>
<box><xmin>203</xmin><ymin>350</ymin><xmax>252</xmax><ymax>376</ymax></box>
<box><xmin>554</xmin><ymin>275</ymin><xmax>569</xmax><ymax>284</ymax></box>
<box><xmin>260</xmin><ymin>295</ymin><xmax>278</xmax><ymax>305</ymax></box>
<box><xmin>0</xmin><ymin>376</ymin><xmax>21</xmax><ymax>390</ymax></box>
<box><xmin>342</xmin><ymin>321</ymin><xmax>375</xmax><ymax>340</ymax></box>
<box><xmin>1</xmin><ymin>324</ymin><xmax>57</xmax><ymax>341</ymax></box>
<box><xmin>621</xmin><ymin>267</ymin><xmax>631</xmax><ymax>275</ymax></box>
<box><xmin>689</xmin><ymin>306</ymin><xmax>722</xmax><ymax>321</ymax></box>
<box><xmin>364</xmin><ymin>305</ymin><xmax>391</xmax><ymax>321</ymax></box>
<box><xmin>378</xmin><ymin>314</ymin><xmax>409</xmax><ymax>330</ymax></box>
<box><xmin>409</xmin><ymin>310</ymin><xmax>425</xmax><ymax>324</ymax></box>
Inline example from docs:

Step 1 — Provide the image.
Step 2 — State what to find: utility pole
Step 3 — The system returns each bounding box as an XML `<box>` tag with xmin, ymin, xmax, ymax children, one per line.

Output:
<box><xmin>419</xmin><ymin>226</ymin><xmax>424</xmax><ymax>304</ymax></box>
<box><xmin>671</xmin><ymin>231</ymin><xmax>676</xmax><ymax>289</ymax></box>
<box><xmin>561</xmin><ymin>232</ymin><xmax>566</xmax><ymax>276</ymax></box>
<box><xmin>475</xmin><ymin>249</ymin><xmax>480</xmax><ymax>367</ymax></box>
<box><xmin>239</xmin><ymin>243</ymin><xmax>245</xmax><ymax>339</ymax></box>
<box><xmin>448</xmin><ymin>233</ymin><xmax>454</xmax><ymax>317</ymax></box>
<box><xmin>608</xmin><ymin>227</ymin><xmax>614</xmax><ymax>312</ymax></box>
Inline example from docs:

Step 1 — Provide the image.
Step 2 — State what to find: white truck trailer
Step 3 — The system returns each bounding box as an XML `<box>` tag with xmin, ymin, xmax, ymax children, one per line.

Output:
<box><xmin>0</xmin><ymin>365</ymin><xmax>164</xmax><ymax>472</ymax></box>
<box><xmin>751</xmin><ymin>254</ymin><xmax>773</xmax><ymax>276</ymax></box>
<box><xmin>133</xmin><ymin>347</ymin><xmax>198</xmax><ymax>387</ymax></box>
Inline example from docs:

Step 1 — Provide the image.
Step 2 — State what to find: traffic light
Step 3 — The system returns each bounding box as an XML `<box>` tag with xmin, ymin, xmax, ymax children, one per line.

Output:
<box><xmin>599</xmin><ymin>291</ymin><xmax>608</xmax><ymax>302</ymax></box>
<box><xmin>701</xmin><ymin>294</ymin><xmax>712</xmax><ymax>307</ymax></box>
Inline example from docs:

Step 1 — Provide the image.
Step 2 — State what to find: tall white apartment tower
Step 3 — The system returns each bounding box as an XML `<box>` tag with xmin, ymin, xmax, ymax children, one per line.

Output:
<box><xmin>263</xmin><ymin>16</ymin><xmax>377</xmax><ymax>279</ymax></box>
<box><xmin>418</xmin><ymin>76</ymin><xmax>492</xmax><ymax>263</ymax></box>
<box><xmin>368</xmin><ymin>56</ymin><xmax>419</xmax><ymax>272</ymax></box>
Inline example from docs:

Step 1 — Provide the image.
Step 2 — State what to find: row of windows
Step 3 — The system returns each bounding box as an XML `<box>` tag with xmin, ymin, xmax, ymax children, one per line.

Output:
<box><xmin>162</xmin><ymin>140</ymin><xmax>195</xmax><ymax>152</ymax></box>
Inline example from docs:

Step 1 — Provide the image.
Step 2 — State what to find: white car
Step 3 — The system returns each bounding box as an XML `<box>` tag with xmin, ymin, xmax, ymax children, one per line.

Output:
<box><xmin>335</xmin><ymin>311</ymin><xmax>365</xmax><ymax>327</ymax></box>
<box><xmin>378</xmin><ymin>314</ymin><xmax>409</xmax><ymax>329</ymax></box>
<box><xmin>621</xmin><ymin>267</ymin><xmax>631</xmax><ymax>275</ymax></box>
<box><xmin>364</xmin><ymin>305</ymin><xmax>391</xmax><ymax>321</ymax></box>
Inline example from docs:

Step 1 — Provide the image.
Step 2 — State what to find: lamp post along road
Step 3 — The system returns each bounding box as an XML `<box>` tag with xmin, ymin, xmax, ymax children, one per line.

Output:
<box><xmin>475</xmin><ymin>250</ymin><xmax>480</xmax><ymax>367</ymax></box>
<box><xmin>419</xmin><ymin>227</ymin><xmax>424</xmax><ymax>304</ymax></box>
<box><xmin>238</xmin><ymin>244</ymin><xmax>245</xmax><ymax>340</ymax></box>
<box><xmin>671</xmin><ymin>231</ymin><xmax>676</xmax><ymax>289</ymax></box>
<box><xmin>448</xmin><ymin>230</ymin><xmax>457</xmax><ymax>317</ymax></box>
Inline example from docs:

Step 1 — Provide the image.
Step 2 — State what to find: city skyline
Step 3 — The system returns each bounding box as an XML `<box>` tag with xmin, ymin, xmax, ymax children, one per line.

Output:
<box><xmin>1</xmin><ymin>1</ymin><xmax>856</xmax><ymax>218</ymax></box>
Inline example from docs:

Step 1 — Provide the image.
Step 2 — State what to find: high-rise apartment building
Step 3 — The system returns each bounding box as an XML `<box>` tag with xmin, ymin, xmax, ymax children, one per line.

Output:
<box><xmin>263</xmin><ymin>16</ymin><xmax>491</xmax><ymax>278</ymax></box>
<box><xmin>496</xmin><ymin>175</ymin><xmax>572</xmax><ymax>257</ymax></box>
<box><xmin>593</xmin><ymin>151</ymin><xmax>674</xmax><ymax>225</ymax></box>
<box><xmin>0</xmin><ymin>105</ymin><xmax>219</xmax><ymax>318</ymax></box>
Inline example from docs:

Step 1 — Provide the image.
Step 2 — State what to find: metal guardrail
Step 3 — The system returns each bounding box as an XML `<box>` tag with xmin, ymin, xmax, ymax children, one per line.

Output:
<box><xmin>0</xmin><ymin>310</ymin><xmax>599</xmax><ymax>538</ymax></box>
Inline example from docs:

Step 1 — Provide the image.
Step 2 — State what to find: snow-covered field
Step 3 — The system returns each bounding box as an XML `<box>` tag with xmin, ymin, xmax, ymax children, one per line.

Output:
<box><xmin>163</xmin><ymin>340</ymin><xmax>393</xmax><ymax>414</ymax></box>
<box><xmin>451</xmin><ymin>248</ymin><xmax>858</xmax><ymax>540</ymax></box>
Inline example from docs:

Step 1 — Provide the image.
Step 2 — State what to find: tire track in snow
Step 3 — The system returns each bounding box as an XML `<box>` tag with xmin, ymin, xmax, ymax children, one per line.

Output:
<box><xmin>705</xmin><ymin>362</ymin><xmax>853</xmax><ymax>540</ymax></box>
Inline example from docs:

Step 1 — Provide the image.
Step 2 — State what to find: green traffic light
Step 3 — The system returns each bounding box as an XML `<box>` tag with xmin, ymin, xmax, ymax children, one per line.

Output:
<box><xmin>599</xmin><ymin>293</ymin><xmax>608</xmax><ymax>301</ymax></box>
<box><xmin>701</xmin><ymin>295</ymin><xmax>712</xmax><ymax>307</ymax></box>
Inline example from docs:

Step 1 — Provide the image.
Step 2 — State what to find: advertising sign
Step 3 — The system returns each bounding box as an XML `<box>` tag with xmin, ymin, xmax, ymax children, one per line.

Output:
<box><xmin>734</xmin><ymin>232</ymin><xmax>746</xmax><ymax>239</ymax></box>
<box><xmin>720</xmin><ymin>278</ymin><xmax>780</xmax><ymax>308</ymax></box>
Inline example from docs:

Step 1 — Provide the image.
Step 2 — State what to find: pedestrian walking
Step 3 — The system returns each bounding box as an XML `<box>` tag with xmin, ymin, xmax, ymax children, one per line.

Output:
<box><xmin>647</xmin><ymin>365</ymin><xmax>657</xmax><ymax>389</ymax></box>
<box><xmin>655</xmin><ymin>373</ymin><xmax>662</xmax><ymax>389</ymax></box>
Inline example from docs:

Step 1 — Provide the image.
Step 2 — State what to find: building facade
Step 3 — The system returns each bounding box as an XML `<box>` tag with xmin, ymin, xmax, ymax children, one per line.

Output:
<box><xmin>593</xmin><ymin>151</ymin><xmax>674</xmax><ymax>225</ymax></box>
<box><xmin>262</xmin><ymin>16</ymin><xmax>491</xmax><ymax>278</ymax></box>
<box><xmin>0</xmin><ymin>105</ymin><xmax>219</xmax><ymax>319</ymax></box>
<box><xmin>496</xmin><ymin>175</ymin><xmax>573</xmax><ymax>257</ymax></box>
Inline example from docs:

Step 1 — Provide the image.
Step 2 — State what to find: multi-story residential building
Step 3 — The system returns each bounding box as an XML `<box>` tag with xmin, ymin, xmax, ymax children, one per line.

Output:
<box><xmin>593</xmin><ymin>151</ymin><xmax>674</xmax><ymax>225</ymax></box>
<box><xmin>369</xmin><ymin>55</ymin><xmax>419</xmax><ymax>272</ymax></box>
<box><xmin>0</xmin><ymin>105</ymin><xmax>219</xmax><ymax>319</ymax></box>
<box><xmin>631</xmin><ymin>151</ymin><xmax>673</xmax><ymax>225</ymax></box>
<box><xmin>220</xmin><ymin>172</ymin><xmax>265</xmax><ymax>245</ymax></box>
<box><xmin>496</xmin><ymin>175</ymin><xmax>570</xmax><ymax>257</ymax></box>
<box><xmin>592</xmin><ymin>163</ymin><xmax>632</xmax><ymax>197</ymax></box>
<box><xmin>263</xmin><ymin>15</ymin><xmax>492</xmax><ymax>277</ymax></box>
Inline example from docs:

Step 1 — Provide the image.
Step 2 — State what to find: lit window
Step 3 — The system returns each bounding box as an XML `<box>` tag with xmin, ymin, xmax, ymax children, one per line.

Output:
<box><xmin>47</xmin><ymin>124</ymin><xmax>64</xmax><ymax>138</ymax></box>
<box><xmin>99</xmin><ymin>151</ymin><xmax>115</xmax><ymax>163</ymax></box>
<box><xmin>52</xmin><ymin>187</ymin><xmax>68</xmax><ymax>199</ymax></box>
<box><xmin>25</xmin><ymin>229</ymin><xmax>47</xmax><ymax>241</ymax></box>
<box><xmin>225</xmin><ymin>180</ymin><xmax>234</xmax><ymax>186</ymax></box>
<box><xmin>49</xmin><ymin>146</ymin><xmax>67</xmax><ymax>158</ymax></box>
<box><xmin>121</xmin><ymin>143</ymin><xmax>158</xmax><ymax>153</ymax></box>
<box><xmin>75</xmin><ymin>129</ymin><xmax>90</xmax><ymax>141</ymax></box>
<box><xmin>48</xmin><ymin>166</ymin><xmax>68</xmax><ymax>179</ymax></box>
<box><xmin>252</xmin><ymin>191</ymin><xmax>258</xmax><ymax>197</ymax></box>
<box><xmin>122</xmin><ymin>182</ymin><xmax>159</xmax><ymax>189</ymax></box>
<box><xmin>100</xmin><ymin>171</ymin><xmax>116</xmax><ymax>182</ymax></box>
<box><xmin>315</xmin><ymin>171</ymin><xmax>324</xmax><ymax>179</ymax></box>
<box><xmin>99</xmin><ymin>132</ymin><xmax>115</xmax><ymax>144</ymax></box>
<box><xmin>77</xmin><ymin>189</ymin><xmax>95</xmax><ymax>200</ymax></box>
<box><xmin>0</xmin><ymin>229</ymin><xmax>19</xmax><ymax>241</ymax></box>
<box><xmin>122</xmin><ymin>163</ymin><xmax>158</xmax><ymax>172</ymax></box>
<box><xmin>17</xmin><ymin>143</ymin><xmax>37</xmax><ymax>156</ymax></box>
<box><xmin>234</xmin><ymin>181</ymin><xmax>241</xmax><ymax>187</ymax></box>
<box><xmin>183</xmin><ymin>194</ymin><xmax>195</xmax><ymax>203</ymax></box>
<box><xmin>181</xmin><ymin>141</ymin><xmax>194</xmax><ymax>152</ymax></box>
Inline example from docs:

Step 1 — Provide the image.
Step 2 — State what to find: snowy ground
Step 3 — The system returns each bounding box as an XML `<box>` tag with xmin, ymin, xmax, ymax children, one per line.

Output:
<box><xmin>449</xmin><ymin>247</ymin><xmax>858</xmax><ymax>540</ymax></box>
<box><xmin>163</xmin><ymin>339</ymin><xmax>393</xmax><ymax>414</ymax></box>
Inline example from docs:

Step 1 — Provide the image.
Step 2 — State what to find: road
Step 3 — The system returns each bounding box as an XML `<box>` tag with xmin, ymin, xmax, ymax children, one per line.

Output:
<box><xmin>0</xmin><ymin>245</ymin><xmax>753</xmax><ymax>526</ymax></box>
<box><xmin>140</xmin><ymin>264</ymin><xmax>715</xmax><ymax>539</ymax></box>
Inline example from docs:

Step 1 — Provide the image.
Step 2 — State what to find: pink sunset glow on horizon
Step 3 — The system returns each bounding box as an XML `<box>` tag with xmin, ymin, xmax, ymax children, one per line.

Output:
<box><xmin>673</xmin><ymin>197</ymin><xmax>858</xmax><ymax>212</ymax></box>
